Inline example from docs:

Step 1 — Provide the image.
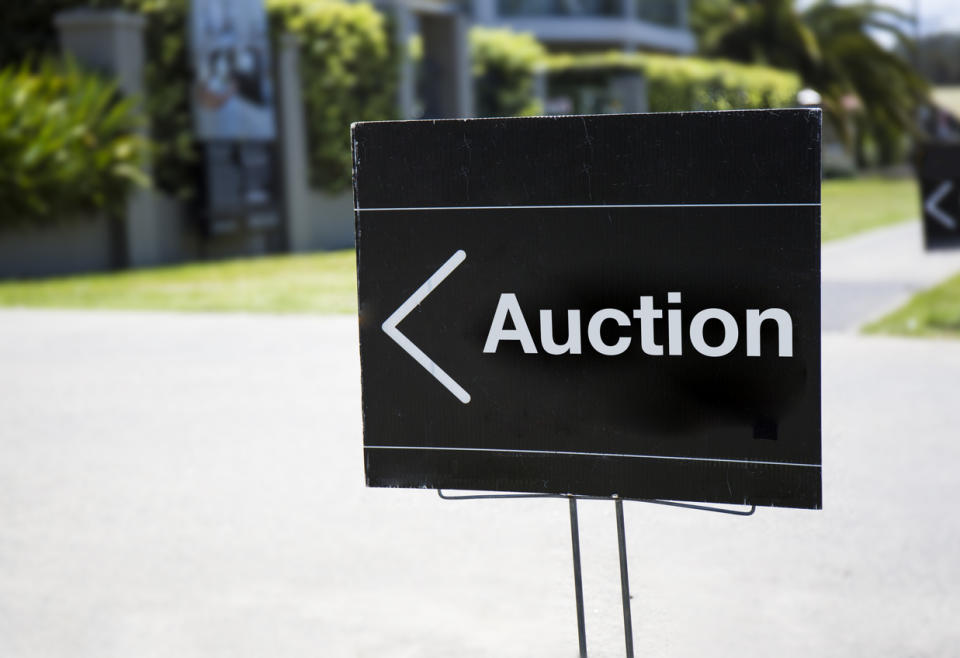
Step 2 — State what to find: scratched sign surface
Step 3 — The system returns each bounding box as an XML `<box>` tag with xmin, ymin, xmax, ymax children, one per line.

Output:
<box><xmin>353</xmin><ymin>110</ymin><xmax>823</xmax><ymax>509</ymax></box>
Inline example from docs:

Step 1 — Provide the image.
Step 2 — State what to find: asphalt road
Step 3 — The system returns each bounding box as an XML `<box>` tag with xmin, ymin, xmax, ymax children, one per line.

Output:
<box><xmin>1</xmin><ymin>301</ymin><xmax>959</xmax><ymax>657</ymax></box>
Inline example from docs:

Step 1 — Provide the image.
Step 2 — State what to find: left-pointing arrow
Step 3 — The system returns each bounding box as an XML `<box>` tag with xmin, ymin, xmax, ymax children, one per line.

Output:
<box><xmin>381</xmin><ymin>250</ymin><xmax>471</xmax><ymax>404</ymax></box>
<box><xmin>925</xmin><ymin>181</ymin><xmax>957</xmax><ymax>230</ymax></box>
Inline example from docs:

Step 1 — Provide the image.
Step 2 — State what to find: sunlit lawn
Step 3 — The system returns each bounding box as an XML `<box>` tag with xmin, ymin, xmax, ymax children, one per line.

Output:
<box><xmin>865</xmin><ymin>272</ymin><xmax>960</xmax><ymax>338</ymax></box>
<box><xmin>0</xmin><ymin>176</ymin><xmax>921</xmax><ymax>314</ymax></box>
<box><xmin>0</xmin><ymin>250</ymin><xmax>358</xmax><ymax>314</ymax></box>
<box><xmin>820</xmin><ymin>176</ymin><xmax>918</xmax><ymax>242</ymax></box>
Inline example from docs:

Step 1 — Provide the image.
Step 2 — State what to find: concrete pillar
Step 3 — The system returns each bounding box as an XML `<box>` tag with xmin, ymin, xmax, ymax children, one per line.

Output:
<box><xmin>677</xmin><ymin>0</ymin><xmax>690</xmax><ymax>28</ymax></box>
<box><xmin>55</xmin><ymin>9</ymin><xmax>162</xmax><ymax>267</ymax></box>
<box><xmin>420</xmin><ymin>11</ymin><xmax>474</xmax><ymax>118</ymax></box>
<box><xmin>276</xmin><ymin>34</ymin><xmax>312</xmax><ymax>252</ymax></box>
<box><xmin>452</xmin><ymin>11</ymin><xmax>475</xmax><ymax>118</ymax></box>
<box><xmin>394</xmin><ymin>5</ymin><xmax>418</xmax><ymax>120</ymax></box>
<box><xmin>611</xmin><ymin>73</ymin><xmax>648</xmax><ymax>114</ymax></box>
<box><xmin>473</xmin><ymin>0</ymin><xmax>497</xmax><ymax>23</ymax></box>
<box><xmin>533</xmin><ymin>67</ymin><xmax>548</xmax><ymax>114</ymax></box>
<box><xmin>623</xmin><ymin>0</ymin><xmax>638</xmax><ymax>51</ymax></box>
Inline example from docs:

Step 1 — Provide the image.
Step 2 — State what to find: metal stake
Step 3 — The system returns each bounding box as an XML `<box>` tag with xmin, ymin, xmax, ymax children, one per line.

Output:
<box><xmin>436</xmin><ymin>489</ymin><xmax>753</xmax><ymax>656</ymax></box>
<box><xmin>569</xmin><ymin>497</ymin><xmax>587</xmax><ymax>657</ymax></box>
<box><xmin>615</xmin><ymin>497</ymin><xmax>635</xmax><ymax>658</ymax></box>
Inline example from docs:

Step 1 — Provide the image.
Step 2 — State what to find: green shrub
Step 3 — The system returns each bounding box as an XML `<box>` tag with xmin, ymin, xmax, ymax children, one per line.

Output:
<box><xmin>2</xmin><ymin>0</ymin><xmax>396</xmax><ymax>197</ymax></box>
<box><xmin>471</xmin><ymin>27</ymin><xmax>545</xmax><ymax>117</ymax></box>
<box><xmin>0</xmin><ymin>58</ymin><xmax>149</xmax><ymax>228</ymax></box>
<box><xmin>120</xmin><ymin>0</ymin><xmax>198</xmax><ymax>200</ymax></box>
<box><xmin>88</xmin><ymin>0</ymin><xmax>198</xmax><ymax>200</ymax></box>
<box><xmin>79</xmin><ymin>0</ymin><xmax>396</xmax><ymax>197</ymax></box>
<box><xmin>0</xmin><ymin>0</ymin><xmax>198</xmax><ymax>200</ymax></box>
<box><xmin>548</xmin><ymin>51</ymin><xmax>801</xmax><ymax>113</ymax></box>
<box><xmin>269</xmin><ymin>0</ymin><xmax>396</xmax><ymax>193</ymax></box>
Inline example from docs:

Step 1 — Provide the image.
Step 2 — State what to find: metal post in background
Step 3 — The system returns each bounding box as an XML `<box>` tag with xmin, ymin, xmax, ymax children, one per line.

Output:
<box><xmin>569</xmin><ymin>497</ymin><xmax>587</xmax><ymax>657</ymax></box>
<box><xmin>615</xmin><ymin>497</ymin><xmax>635</xmax><ymax>658</ymax></box>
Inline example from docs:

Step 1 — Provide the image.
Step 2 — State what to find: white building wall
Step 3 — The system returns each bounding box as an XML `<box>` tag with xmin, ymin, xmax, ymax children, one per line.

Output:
<box><xmin>470</xmin><ymin>0</ymin><xmax>696</xmax><ymax>54</ymax></box>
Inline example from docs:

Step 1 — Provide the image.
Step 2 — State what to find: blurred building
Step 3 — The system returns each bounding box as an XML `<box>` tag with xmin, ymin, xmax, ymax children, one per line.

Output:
<box><xmin>472</xmin><ymin>0</ymin><xmax>695</xmax><ymax>53</ymax></box>
<box><xmin>382</xmin><ymin>0</ymin><xmax>695</xmax><ymax>119</ymax></box>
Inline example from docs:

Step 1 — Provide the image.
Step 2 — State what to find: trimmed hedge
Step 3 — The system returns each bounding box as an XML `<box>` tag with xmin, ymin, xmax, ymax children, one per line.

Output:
<box><xmin>0</xmin><ymin>0</ymin><xmax>197</xmax><ymax>201</ymax></box>
<box><xmin>547</xmin><ymin>51</ymin><xmax>802</xmax><ymax>113</ymax></box>
<box><xmin>0</xmin><ymin>58</ymin><xmax>149</xmax><ymax>227</ymax></box>
<box><xmin>268</xmin><ymin>0</ymin><xmax>396</xmax><ymax>193</ymax></box>
<box><xmin>471</xmin><ymin>27</ymin><xmax>546</xmax><ymax>118</ymax></box>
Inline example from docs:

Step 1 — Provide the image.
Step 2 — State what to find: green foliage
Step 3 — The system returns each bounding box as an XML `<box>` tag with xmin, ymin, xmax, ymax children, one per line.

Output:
<box><xmin>471</xmin><ymin>27</ymin><xmax>546</xmax><ymax>117</ymax></box>
<box><xmin>124</xmin><ymin>0</ymin><xmax>199</xmax><ymax>199</ymax></box>
<box><xmin>7</xmin><ymin>0</ymin><xmax>201</xmax><ymax>200</ymax></box>
<box><xmin>89</xmin><ymin>0</ymin><xmax>198</xmax><ymax>199</ymax></box>
<box><xmin>0</xmin><ymin>58</ymin><xmax>149</xmax><ymax>228</ymax></box>
<box><xmin>0</xmin><ymin>248</ymin><xmax>358</xmax><ymax>314</ymax></box>
<box><xmin>865</xmin><ymin>269</ymin><xmax>960</xmax><ymax>338</ymax></box>
<box><xmin>548</xmin><ymin>51</ymin><xmax>801</xmax><ymax>112</ymax></box>
<box><xmin>691</xmin><ymin>0</ymin><xmax>929</xmax><ymax>166</ymax></box>
<box><xmin>88</xmin><ymin>0</ymin><xmax>395</xmax><ymax>196</ymax></box>
<box><xmin>0</xmin><ymin>0</ymin><xmax>395</xmax><ymax>197</ymax></box>
<box><xmin>269</xmin><ymin>0</ymin><xmax>396</xmax><ymax>192</ymax></box>
<box><xmin>821</xmin><ymin>176</ymin><xmax>918</xmax><ymax>242</ymax></box>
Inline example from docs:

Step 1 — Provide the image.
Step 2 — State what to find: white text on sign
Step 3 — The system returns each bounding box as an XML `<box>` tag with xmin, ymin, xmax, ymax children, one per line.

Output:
<box><xmin>483</xmin><ymin>293</ymin><xmax>793</xmax><ymax>358</ymax></box>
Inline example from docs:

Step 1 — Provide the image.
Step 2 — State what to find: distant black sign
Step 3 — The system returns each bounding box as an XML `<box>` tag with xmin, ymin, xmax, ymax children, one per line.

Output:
<box><xmin>200</xmin><ymin>142</ymin><xmax>279</xmax><ymax>235</ymax></box>
<box><xmin>353</xmin><ymin>110</ymin><xmax>822</xmax><ymax>510</ymax></box>
<box><xmin>919</xmin><ymin>142</ymin><xmax>960</xmax><ymax>249</ymax></box>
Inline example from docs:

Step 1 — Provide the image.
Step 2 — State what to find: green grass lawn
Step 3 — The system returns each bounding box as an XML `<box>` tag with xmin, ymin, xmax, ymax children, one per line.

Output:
<box><xmin>821</xmin><ymin>176</ymin><xmax>918</xmax><ymax>242</ymax></box>
<box><xmin>0</xmin><ymin>250</ymin><xmax>358</xmax><ymax>314</ymax></box>
<box><xmin>865</xmin><ymin>272</ymin><xmax>960</xmax><ymax>338</ymax></box>
<box><xmin>0</xmin><ymin>176</ymin><xmax>921</xmax><ymax>314</ymax></box>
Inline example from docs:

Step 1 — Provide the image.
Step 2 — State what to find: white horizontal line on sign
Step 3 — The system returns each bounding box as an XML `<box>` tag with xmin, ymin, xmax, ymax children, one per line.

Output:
<box><xmin>364</xmin><ymin>445</ymin><xmax>820</xmax><ymax>468</ymax></box>
<box><xmin>355</xmin><ymin>203</ymin><xmax>821</xmax><ymax>212</ymax></box>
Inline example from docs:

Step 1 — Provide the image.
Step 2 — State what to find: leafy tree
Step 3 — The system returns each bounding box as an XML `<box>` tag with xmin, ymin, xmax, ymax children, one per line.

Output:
<box><xmin>692</xmin><ymin>0</ymin><xmax>929</xmax><ymax>165</ymax></box>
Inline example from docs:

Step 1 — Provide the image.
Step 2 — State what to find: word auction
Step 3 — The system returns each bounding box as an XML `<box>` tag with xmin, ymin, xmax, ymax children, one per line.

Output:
<box><xmin>483</xmin><ymin>293</ymin><xmax>793</xmax><ymax>357</ymax></box>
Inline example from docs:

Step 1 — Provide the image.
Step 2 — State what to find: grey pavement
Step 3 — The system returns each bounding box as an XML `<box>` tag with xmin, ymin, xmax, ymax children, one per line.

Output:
<box><xmin>822</xmin><ymin>219</ymin><xmax>960</xmax><ymax>330</ymax></box>
<box><xmin>2</xmin><ymin>221</ymin><xmax>960</xmax><ymax>657</ymax></box>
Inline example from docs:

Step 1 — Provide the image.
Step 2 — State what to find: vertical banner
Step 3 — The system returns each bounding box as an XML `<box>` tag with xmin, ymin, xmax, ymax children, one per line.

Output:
<box><xmin>189</xmin><ymin>0</ymin><xmax>277</xmax><ymax>141</ymax></box>
<box><xmin>188</xmin><ymin>0</ymin><xmax>280</xmax><ymax>234</ymax></box>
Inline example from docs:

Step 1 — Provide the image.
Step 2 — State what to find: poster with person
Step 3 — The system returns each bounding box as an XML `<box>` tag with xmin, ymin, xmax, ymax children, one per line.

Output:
<box><xmin>189</xmin><ymin>0</ymin><xmax>277</xmax><ymax>141</ymax></box>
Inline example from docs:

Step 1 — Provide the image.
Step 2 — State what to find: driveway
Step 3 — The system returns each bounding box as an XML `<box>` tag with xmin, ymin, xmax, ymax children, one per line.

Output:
<box><xmin>822</xmin><ymin>220</ymin><xmax>960</xmax><ymax>330</ymax></box>
<box><xmin>3</xmin><ymin>216</ymin><xmax>960</xmax><ymax>658</ymax></box>
<box><xmin>1</xmin><ymin>299</ymin><xmax>959</xmax><ymax>657</ymax></box>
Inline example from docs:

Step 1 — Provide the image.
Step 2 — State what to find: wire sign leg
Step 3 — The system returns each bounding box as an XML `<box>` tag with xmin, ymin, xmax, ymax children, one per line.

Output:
<box><xmin>569</xmin><ymin>497</ymin><xmax>588</xmax><ymax>657</ymax></box>
<box><xmin>615</xmin><ymin>498</ymin><xmax>635</xmax><ymax>658</ymax></box>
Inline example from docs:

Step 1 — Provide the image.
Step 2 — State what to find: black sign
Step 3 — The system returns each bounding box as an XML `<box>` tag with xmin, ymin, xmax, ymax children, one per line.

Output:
<box><xmin>200</xmin><ymin>142</ymin><xmax>280</xmax><ymax>235</ymax></box>
<box><xmin>353</xmin><ymin>110</ymin><xmax>822</xmax><ymax>509</ymax></box>
<box><xmin>919</xmin><ymin>142</ymin><xmax>960</xmax><ymax>249</ymax></box>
